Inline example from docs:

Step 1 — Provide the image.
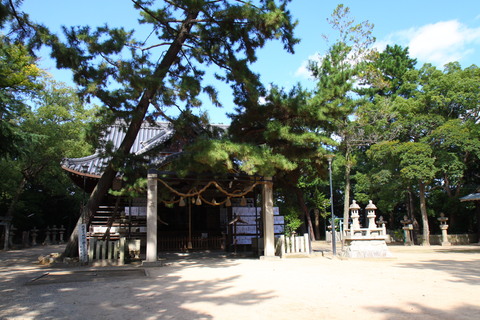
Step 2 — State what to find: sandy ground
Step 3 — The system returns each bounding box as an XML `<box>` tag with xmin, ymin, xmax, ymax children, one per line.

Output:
<box><xmin>1</xmin><ymin>242</ymin><xmax>479</xmax><ymax>320</ymax></box>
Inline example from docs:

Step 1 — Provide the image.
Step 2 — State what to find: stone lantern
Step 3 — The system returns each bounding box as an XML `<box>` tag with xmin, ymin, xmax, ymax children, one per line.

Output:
<box><xmin>58</xmin><ymin>225</ymin><xmax>66</xmax><ymax>244</ymax></box>
<box><xmin>51</xmin><ymin>225</ymin><xmax>58</xmax><ymax>244</ymax></box>
<box><xmin>400</xmin><ymin>215</ymin><xmax>413</xmax><ymax>245</ymax></box>
<box><xmin>44</xmin><ymin>226</ymin><xmax>51</xmax><ymax>245</ymax></box>
<box><xmin>343</xmin><ymin>199</ymin><xmax>393</xmax><ymax>258</ymax></box>
<box><xmin>31</xmin><ymin>227</ymin><xmax>39</xmax><ymax>246</ymax></box>
<box><xmin>376</xmin><ymin>215</ymin><xmax>387</xmax><ymax>236</ymax></box>
<box><xmin>437</xmin><ymin>213</ymin><xmax>451</xmax><ymax>246</ymax></box>
<box><xmin>349</xmin><ymin>200</ymin><xmax>361</xmax><ymax>233</ymax></box>
<box><xmin>366</xmin><ymin>200</ymin><xmax>377</xmax><ymax>229</ymax></box>
<box><xmin>9</xmin><ymin>226</ymin><xmax>17</xmax><ymax>248</ymax></box>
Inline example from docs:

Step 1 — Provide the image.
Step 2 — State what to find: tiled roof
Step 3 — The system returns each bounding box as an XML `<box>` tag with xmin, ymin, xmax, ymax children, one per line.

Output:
<box><xmin>460</xmin><ymin>193</ymin><xmax>480</xmax><ymax>202</ymax></box>
<box><xmin>61</xmin><ymin>121</ymin><xmax>228</xmax><ymax>177</ymax></box>
<box><xmin>61</xmin><ymin>121</ymin><xmax>174</xmax><ymax>176</ymax></box>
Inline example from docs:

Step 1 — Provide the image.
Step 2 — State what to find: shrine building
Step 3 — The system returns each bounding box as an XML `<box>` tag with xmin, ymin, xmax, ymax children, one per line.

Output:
<box><xmin>61</xmin><ymin>121</ymin><xmax>282</xmax><ymax>262</ymax></box>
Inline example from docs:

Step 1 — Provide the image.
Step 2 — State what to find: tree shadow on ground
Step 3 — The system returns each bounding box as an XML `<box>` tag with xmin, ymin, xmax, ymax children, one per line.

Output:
<box><xmin>394</xmin><ymin>258</ymin><xmax>480</xmax><ymax>285</ymax></box>
<box><xmin>158</xmin><ymin>250</ymin><xmax>258</xmax><ymax>269</ymax></box>
<box><xmin>0</xmin><ymin>246</ymin><xmax>272</xmax><ymax>319</ymax></box>
<box><xmin>0</xmin><ymin>245</ymin><xmax>64</xmax><ymax>268</ymax></box>
<box><xmin>366</xmin><ymin>302</ymin><xmax>480</xmax><ymax>320</ymax></box>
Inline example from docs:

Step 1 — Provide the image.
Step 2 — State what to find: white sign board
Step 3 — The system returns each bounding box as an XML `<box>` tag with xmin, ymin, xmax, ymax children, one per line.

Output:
<box><xmin>230</xmin><ymin>207</ymin><xmax>284</xmax><ymax>237</ymax></box>
<box><xmin>78</xmin><ymin>223</ymin><xmax>88</xmax><ymax>263</ymax></box>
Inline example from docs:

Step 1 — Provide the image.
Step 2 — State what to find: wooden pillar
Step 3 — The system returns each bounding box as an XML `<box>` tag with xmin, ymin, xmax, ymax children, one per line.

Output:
<box><xmin>261</xmin><ymin>177</ymin><xmax>276</xmax><ymax>258</ymax></box>
<box><xmin>145</xmin><ymin>171</ymin><xmax>158</xmax><ymax>262</ymax></box>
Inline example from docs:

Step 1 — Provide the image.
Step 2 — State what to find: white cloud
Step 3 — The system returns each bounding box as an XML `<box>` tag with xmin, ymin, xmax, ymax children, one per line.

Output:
<box><xmin>294</xmin><ymin>53</ymin><xmax>322</xmax><ymax>79</ymax></box>
<box><xmin>380</xmin><ymin>20</ymin><xmax>480</xmax><ymax>66</ymax></box>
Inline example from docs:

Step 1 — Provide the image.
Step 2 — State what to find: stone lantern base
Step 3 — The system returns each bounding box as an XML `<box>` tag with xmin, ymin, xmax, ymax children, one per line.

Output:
<box><xmin>342</xmin><ymin>237</ymin><xmax>393</xmax><ymax>258</ymax></box>
<box><xmin>440</xmin><ymin>225</ymin><xmax>451</xmax><ymax>246</ymax></box>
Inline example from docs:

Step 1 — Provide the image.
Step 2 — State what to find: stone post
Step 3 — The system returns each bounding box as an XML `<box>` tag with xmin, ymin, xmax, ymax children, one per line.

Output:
<box><xmin>438</xmin><ymin>213</ymin><xmax>451</xmax><ymax>246</ymax></box>
<box><xmin>349</xmin><ymin>200</ymin><xmax>361</xmax><ymax>235</ymax></box>
<box><xmin>145</xmin><ymin>170</ymin><xmax>158</xmax><ymax>263</ymax></box>
<box><xmin>261</xmin><ymin>177</ymin><xmax>277</xmax><ymax>259</ymax></box>
<box><xmin>31</xmin><ymin>227</ymin><xmax>38</xmax><ymax>246</ymax></box>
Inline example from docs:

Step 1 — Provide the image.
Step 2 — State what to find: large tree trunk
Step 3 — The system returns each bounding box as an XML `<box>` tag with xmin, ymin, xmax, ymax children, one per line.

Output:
<box><xmin>3</xmin><ymin>177</ymin><xmax>27</xmax><ymax>250</ymax></box>
<box><xmin>419</xmin><ymin>181</ymin><xmax>430</xmax><ymax>246</ymax></box>
<box><xmin>62</xmin><ymin>10</ymin><xmax>200</xmax><ymax>258</ymax></box>
<box><xmin>6</xmin><ymin>176</ymin><xmax>28</xmax><ymax>220</ymax></box>
<box><xmin>407</xmin><ymin>187</ymin><xmax>419</xmax><ymax>244</ymax></box>
<box><xmin>294</xmin><ymin>188</ymin><xmax>316</xmax><ymax>241</ymax></box>
<box><xmin>407</xmin><ymin>187</ymin><xmax>415</xmax><ymax>220</ymax></box>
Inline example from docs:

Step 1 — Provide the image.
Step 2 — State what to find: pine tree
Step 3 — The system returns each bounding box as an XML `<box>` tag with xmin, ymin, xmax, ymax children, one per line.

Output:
<box><xmin>33</xmin><ymin>1</ymin><xmax>299</xmax><ymax>257</ymax></box>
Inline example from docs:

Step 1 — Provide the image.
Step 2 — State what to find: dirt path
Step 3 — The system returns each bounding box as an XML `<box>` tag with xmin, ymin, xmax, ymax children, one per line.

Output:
<box><xmin>1</xmin><ymin>243</ymin><xmax>479</xmax><ymax>319</ymax></box>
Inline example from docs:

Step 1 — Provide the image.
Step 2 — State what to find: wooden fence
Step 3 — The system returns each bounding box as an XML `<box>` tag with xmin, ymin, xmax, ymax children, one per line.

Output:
<box><xmin>88</xmin><ymin>237</ymin><xmax>126</xmax><ymax>265</ymax></box>
<box><xmin>276</xmin><ymin>233</ymin><xmax>311</xmax><ymax>258</ymax></box>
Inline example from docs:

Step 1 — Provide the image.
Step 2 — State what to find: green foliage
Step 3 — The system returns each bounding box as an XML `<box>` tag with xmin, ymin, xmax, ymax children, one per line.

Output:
<box><xmin>0</xmin><ymin>36</ymin><xmax>42</xmax><ymax>158</ymax></box>
<box><xmin>397</xmin><ymin>142</ymin><xmax>437</xmax><ymax>182</ymax></box>
<box><xmin>356</xmin><ymin>46</ymin><xmax>480</xmax><ymax>233</ymax></box>
<box><xmin>360</xmin><ymin>44</ymin><xmax>417</xmax><ymax>98</ymax></box>
<box><xmin>19</xmin><ymin>2</ymin><xmax>300</xmax><ymax>214</ymax></box>
<box><xmin>34</xmin><ymin>0</ymin><xmax>299</xmax><ymax>123</ymax></box>
<box><xmin>227</xmin><ymin>79</ymin><xmax>340</xmax><ymax>239</ymax></box>
<box><xmin>110</xmin><ymin>177</ymin><xmax>147</xmax><ymax>199</ymax></box>
<box><xmin>283</xmin><ymin>206</ymin><xmax>303</xmax><ymax>236</ymax></box>
<box><xmin>0</xmin><ymin>72</ymin><xmax>96</xmax><ymax>231</ymax></box>
<box><xmin>177</xmin><ymin>138</ymin><xmax>297</xmax><ymax>177</ymax></box>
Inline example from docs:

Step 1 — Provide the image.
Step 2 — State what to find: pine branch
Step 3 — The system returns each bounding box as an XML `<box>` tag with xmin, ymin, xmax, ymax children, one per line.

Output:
<box><xmin>151</xmin><ymin>101</ymin><xmax>176</xmax><ymax>123</ymax></box>
<box><xmin>127</xmin><ymin>41</ymin><xmax>175</xmax><ymax>52</ymax></box>
<box><xmin>8</xmin><ymin>0</ymin><xmax>27</xmax><ymax>33</ymax></box>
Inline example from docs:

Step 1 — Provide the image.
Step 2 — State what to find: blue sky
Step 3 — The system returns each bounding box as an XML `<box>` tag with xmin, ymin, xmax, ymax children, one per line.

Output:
<box><xmin>21</xmin><ymin>0</ymin><xmax>480</xmax><ymax>124</ymax></box>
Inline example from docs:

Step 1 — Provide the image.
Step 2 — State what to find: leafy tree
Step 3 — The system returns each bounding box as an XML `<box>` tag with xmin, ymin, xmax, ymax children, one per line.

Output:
<box><xmin>360</xmin><ymin>44</ymin><xmax>417</xmax><ymax>99</ymax></box>
<box><xmin>357</xmin><ymin>57</ymin><xmax>480</xmax><ymax>243</ymax></box>
<box><xmin>308</xmin><ymin>4</ymin><xmax>375</xmax><ymax>229</ymax></box>
<box><xmin>367</xmin><ymin>141</ymin><xmax>437</xmax><ymax>245</ymax></box>
<box><xmin>420</xmin><ymin>63</ymin><xmax>480</xmax><ymax>232</ymax></box>
<box><xmin>1</xmin><ymin>77</ymin><xmax>95</xmax><ymax>226</ymax></box>
<box><xmin>351</xmin><ymin>46</ymin><xmax>426</xmax><ymax>242</ymax></box>
<box><xmin>0</xmin><ymin>35</ymin><xmax>41</xmax><ymax>158</ymax></box>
